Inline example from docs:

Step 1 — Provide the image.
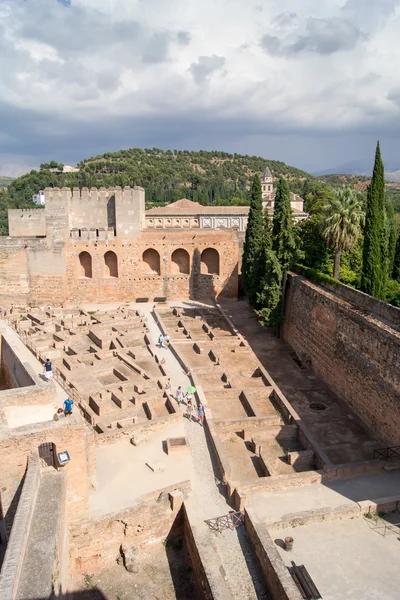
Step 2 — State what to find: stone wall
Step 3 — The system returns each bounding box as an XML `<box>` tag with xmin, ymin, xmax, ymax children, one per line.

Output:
<box><xmin>69</xmin><ymin>480</ymin><xmax>191</xmax><ymax>574</ymax></box>
<box><xmin>0</xmin><ymin>229</ymin><xmax>239</xmax><ymax>306</ymax></box>
<box><xmin>1</xmin><ymin>335</ymin><xmax>35</xmax><ymax>389</ymax></box>
<box><xmin>183</xmin><ymin>502</ymin><xmax>232</xmax><ymax>600</ymax></box>
<box><xmin>0</xmin><ymin>421</ymin><xmax>94</xmax><ymax>534</ymax></box>
<box><xmin>0</xmin><ymin>454</ymin><xmax>41</xmax><ymax>600</ymax></box>
<box><xmin>8</xmin><ymin>209</ymin><xmax>46</xmax><ymax>238</ymax></box>
<box><xmin>283</xmin><ymin>273</ymin><xmax>400</xmax><ymax>445</ymax></box>
<box><xmin>244</xmin><ymin>507</ymin><xmax>302</xmax><ymax>600</ymax></box>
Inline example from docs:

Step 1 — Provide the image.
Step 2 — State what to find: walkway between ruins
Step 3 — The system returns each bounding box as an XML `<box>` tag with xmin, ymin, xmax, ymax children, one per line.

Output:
<box><xmin>142</xmin><ymin>303</ymin><xmax>269</xmax><ymax>600</ymax></box>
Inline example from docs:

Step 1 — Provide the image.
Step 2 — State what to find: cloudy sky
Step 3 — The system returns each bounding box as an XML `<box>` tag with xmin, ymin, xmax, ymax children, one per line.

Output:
<box><xmin>1</xmin><ymin>0</ymin><xmax>400</xmax><ymax>176</ymax></box>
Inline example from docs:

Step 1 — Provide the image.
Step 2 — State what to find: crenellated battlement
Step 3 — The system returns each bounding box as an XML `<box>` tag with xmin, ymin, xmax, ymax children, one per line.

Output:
<box><xmin>44</xmin><ymin>186</ymin><xmax>145</xmax><ymax>203</ymax></box>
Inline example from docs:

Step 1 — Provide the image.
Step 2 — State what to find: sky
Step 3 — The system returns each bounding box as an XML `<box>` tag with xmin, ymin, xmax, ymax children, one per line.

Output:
<box><xmin>0</xmin><ymin>0</ymin><xmax>400</xmax><ymax>176</ymax></box>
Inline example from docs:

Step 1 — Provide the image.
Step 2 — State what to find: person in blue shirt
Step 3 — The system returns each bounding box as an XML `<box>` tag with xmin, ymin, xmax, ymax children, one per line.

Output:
<box><xmin>64</xmin><ymin>398</ymin><xmax>74</xmax><ymax>415</ymax></box>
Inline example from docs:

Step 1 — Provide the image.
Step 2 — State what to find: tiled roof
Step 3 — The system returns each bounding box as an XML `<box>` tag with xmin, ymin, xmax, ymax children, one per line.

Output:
<box><xmin>146</xmin><ymin>198</ymin><xmax>202</xmax><ymax>214</ymax></box>
<box><xmin>263</xmin><ymin>167</ymin><xmax>272</xmax><ymax>178</ymax></box>
<box><xmin>145</xmin><ymin>195</ymin><xmax>306</xmax><ymax>217</ymax></box>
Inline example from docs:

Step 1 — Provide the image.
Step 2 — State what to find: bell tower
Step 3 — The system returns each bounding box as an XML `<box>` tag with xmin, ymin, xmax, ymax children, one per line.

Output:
<box><xmin>261</xmin><ymin>167</ymin><xmax>273</xmax><ymax>199</ymax></box>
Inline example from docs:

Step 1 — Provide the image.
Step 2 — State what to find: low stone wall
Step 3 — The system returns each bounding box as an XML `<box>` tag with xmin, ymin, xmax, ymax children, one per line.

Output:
<box><xmin>244</xmin><ymin>507</ymin><xmax>302</xmax><ymax>600</ymax></box>
<box><xmin>204</xmin><ymin>409</ymin><xmax>232</xmax><ymax>484</ymax></box>
<box><xmin>266</xmin><ymin>503</ymin><xmax>361</xmax><ymax>531</ymax></box>
<box><xmin>69</xmin><ymin>480</ymin><xmax>191</xmax><ymax>574</ymax></box>
<box><xmin>231</xmin><ymin>471</ymin><xmax>324</xmax><ymax>509</ymax></box>
<box><xmin>1</xmin><ymin>334</ymin><xmax>35</xmax><ymax>389</ymax></box>
<box><xmin>0</xmin><ymin>454</ymin><xmax>41</xmax><ymax>600</ymax></box>
<box><xmin>183</xmin><ymin>502</ymin><xmax>232</xmax><ymax>600</ymax></box>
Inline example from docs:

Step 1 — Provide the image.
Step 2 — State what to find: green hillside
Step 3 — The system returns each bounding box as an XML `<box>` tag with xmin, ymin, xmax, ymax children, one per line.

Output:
<box><xmin>0</xmin><ymin>176</ymin><xmax>13</xmax><ymax>187</ymax></box>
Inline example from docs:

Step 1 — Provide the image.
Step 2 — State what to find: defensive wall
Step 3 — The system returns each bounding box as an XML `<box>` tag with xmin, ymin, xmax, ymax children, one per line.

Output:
<box><xmin>283</xmin><ymin>273</ymin><xmax>400</xmax><ymax>446</ymax></box>
<box><xmin>0</xmin><ymin>187</ymin><xmax>239</xmax><ymax>306</ymax></box>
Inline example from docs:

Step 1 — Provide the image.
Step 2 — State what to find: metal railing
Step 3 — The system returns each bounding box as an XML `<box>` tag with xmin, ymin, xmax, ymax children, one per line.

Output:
<box><xmin>373</xmin><ymin>446</ymin><xmax>400</xmax><ymax>460</ymax></box>
<box><xmin>205</xmin><ymin>511</ymin><xmax>244</xmax><ymax>533</ymax></box>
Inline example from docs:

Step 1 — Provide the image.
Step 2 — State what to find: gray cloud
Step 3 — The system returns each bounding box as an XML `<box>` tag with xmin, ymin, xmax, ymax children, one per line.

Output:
<box><xmin>271</xmin><ymin>12</ymin><xmax>297</xmax><ymax>29</ymax></box>
<box><xmin>189</xmin><ymin>55</ymin><xmax>226</xmax><ymax>84</ymax></box>
<box><xmin>260</xmin><ymin>35</ymin><xmax>282</xmax><ymax>56</ymax></box>
<box><xmin>262</xmin><ymin>16</ymin><xmax>365</xmax><ymax>56</ymax></box>
<box><xmin>290</xmin><ymin>17</ymin><xmax>365</xmax><ymax>54</ymax></box>
<box><xmin>177</xmin><ymin>31</ymin><xmax>191</xmax><ymax>46</ymax></box>
<box><xmin>142</xmin><ymin>33</ymin><xmax>171</xmax><ymax>63</ymax></box>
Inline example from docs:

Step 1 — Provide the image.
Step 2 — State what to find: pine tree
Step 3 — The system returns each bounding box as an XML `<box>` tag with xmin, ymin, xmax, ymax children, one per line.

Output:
<box><xmin>272</xmin><ymin>178</ymin><xmax>298</xmax><ymax>270</ymax></box>
<box><xmin>386</xmin><ymin>200</ymin><xmax>397</xmax><ymax>278</ymax></box>
<box><xmin>393</xmin><ymin>233</ymin><xmax>400</xmax><ymax>282</ymax></box>
<box><xmin>361</xmin><ymin>142</ymin><xmax>387</xmax><ymax>298</ymax></box>
<box><xmin>242</xmin><ymin>175</ymin><xmax>264</xmax><ymax>303</ymax></box>
<box><xmin>255</xmin><ymin>208</ymin><xmax>282</xmax><ymax>326</ymax></box>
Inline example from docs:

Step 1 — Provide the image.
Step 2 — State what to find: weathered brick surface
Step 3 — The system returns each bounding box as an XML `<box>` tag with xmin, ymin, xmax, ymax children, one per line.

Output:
<box><xmin>0</xmin><ymin>230</ymin><xmax>239</xmax><ymax>305</ymax></box>
<box><xmin>0</xmin><ymin>454</ymin><xmax>41</xmax><ymax>600</ymax></box>
<box><xmin>0</xmin><ymin>421</ymin><xmax>93</xmax><ymax>533</ymax></box>
<box><xmin>244</xmin><ymin>507</ymin><xmax>302</xmax><ymax>600</ymax></box>
<box><xmin>283</xmin><ymin>274</ymin><xmax>400</xmax><ymax>445</ymax></box>
<box><xmin>69</xmin><ymin>480</ymin><xmax>191</xmax><ymax>573</ymax></box>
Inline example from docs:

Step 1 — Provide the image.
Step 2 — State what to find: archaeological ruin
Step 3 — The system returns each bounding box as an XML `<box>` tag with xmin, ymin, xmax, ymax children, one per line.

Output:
<box><xmin>0</xmin><ymin>186</ymin><xmax>399</xmax><ymax>599</ymax></box>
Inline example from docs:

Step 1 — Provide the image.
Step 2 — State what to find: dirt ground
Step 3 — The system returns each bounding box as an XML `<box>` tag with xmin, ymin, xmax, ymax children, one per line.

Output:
<box><xmin>70</xmin><ymin>537</ymin><xmax>200</xmax><ymax>600</ymax></box>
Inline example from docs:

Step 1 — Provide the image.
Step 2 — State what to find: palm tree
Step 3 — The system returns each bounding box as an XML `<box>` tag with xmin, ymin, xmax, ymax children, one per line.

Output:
<box><xmin>320</xmin><ymin>187</ymin><xmax>364</xmax><ymax>279</ymax></box>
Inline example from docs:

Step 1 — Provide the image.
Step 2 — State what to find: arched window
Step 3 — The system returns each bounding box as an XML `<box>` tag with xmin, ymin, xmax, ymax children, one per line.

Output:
<box><xmin>200</xmin><ymin>248</ymin><xmax>220</xmax><ymax>275</ymax></box>
<box><xmin>171</xmin><ymin>249</ymin><xmax>190</xmax><ymax>274</ymax></box>
<box><xmin>104</xmin><ymin>251</ymin><xmax>118</xmax><ymax>277</ymax></box>
<box><xmin>78</xmin><ymin>251</ymin><xmax>92</xmax><ymax>278</ymax></box>
<box><xmin>142</xmin><ymin>249</ymin><xmax>160</xmax><ymax>275</ymax></box>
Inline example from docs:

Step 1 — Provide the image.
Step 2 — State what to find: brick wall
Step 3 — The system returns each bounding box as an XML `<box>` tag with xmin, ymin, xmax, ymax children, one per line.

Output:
<box><xmin>0</xmin><ymin>454</ymin><xmax>41</xmax><ymax>600</ymax></box>
<box><xmin>0</xmin><ymin>422</ymin><xmax>93</xmax><ymax>534</ymax></box>
<box><xmin>244</xmin><ymin>507</ymin><xmax>302</xmax><ymax>600</ymax></box>
<box><xmin>283</xmin><ymin>274</ymin><xmax>400</xmax><ymax>445</ymax></box>
<box><xmin>0</xmin><ymin>229</ymin><xmax>239</xmax><ymax>305</ymax></box>
<box><xmin>69</xmin><ymin>480</ymin><xmax>191</xmax><ymax>574</ymax></box>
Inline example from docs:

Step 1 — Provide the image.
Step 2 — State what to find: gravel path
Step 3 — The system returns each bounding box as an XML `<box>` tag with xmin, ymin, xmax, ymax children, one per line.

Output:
<box><xmin>143</xmin><ymin>306</ymin><xmax>269</xmax><ymax>599</ymax></box>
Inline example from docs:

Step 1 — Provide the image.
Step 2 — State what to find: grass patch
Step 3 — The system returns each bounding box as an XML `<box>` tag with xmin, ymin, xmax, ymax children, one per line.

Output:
<box><xmin>162</xmin><ymin>537</ymin><xmax>183</xmax><ymax>552</ymax></box>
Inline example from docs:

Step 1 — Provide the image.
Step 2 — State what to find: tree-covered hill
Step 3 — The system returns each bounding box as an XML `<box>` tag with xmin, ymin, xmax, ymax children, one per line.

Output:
<box><xmin>0</xmin><ymin>148</ymin><xmax>314</xmax><ymax>234</ymax></box>
<box><xmin>0</xmin><ymin>176</ymin><xmax>13</xmax><ymax>187</ymax></box>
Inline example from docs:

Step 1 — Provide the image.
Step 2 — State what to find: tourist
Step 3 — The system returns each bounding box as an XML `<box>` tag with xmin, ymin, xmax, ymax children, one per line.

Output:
<box><xmin>64</xmin><ymin>398</ymin><xmax>74</xmax><ymax>415</ymax></box>
<box><xmin>53</xmin><ymin>408</ymin><xmax>65</xmax><ymax>421</ymax></box>
<box><xmin>158</xmin><ymin>334</ymin><xmax>164</xmax><ymax>348</ymax></box>
<box><xmin>186</xmin><ymin>399</ymin><xmax>194</xmax><ymax>421</ymax></box>
<box><xmin>165</xmin><ymin>378</ymin><xmax>171</xmax><ymax>391</ymax></box>
<box><xmin>3</xmin><ymin>309</ymin><xmax>6</xmax><ymax>317</ymax></box>
<box><xmin>0</xmin><ymin>308</ymin><xmax>2</xmax><ymax>317</ymax></box>
<box><xmin>165</xmin><ymin>334</ymin><xmax>170</xmax><ymax>347</ymax></box>
<box><xmin>176</xmin><ymin>386</ymin><xmax>184</xmax><ymax>404</ymax></box>
<box><xmin>43</xmin><ymin>358</ymin><xmax>53</xmax><ymax>381</ymax></box>
<box><xmin>197</xmin><ymin>402</ymin><xmax>205</xmax><ymax>427</ymax></box>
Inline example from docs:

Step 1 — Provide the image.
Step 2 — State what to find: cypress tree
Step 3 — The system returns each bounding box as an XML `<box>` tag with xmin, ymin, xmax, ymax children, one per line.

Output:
<box><xmin>272</xmin><ymin>177</ymin><xmax>298</xmax><ymax>270</ymax></box>
<box><xmin>393</xmin><ymin>233</ymin><xmax>400</xmax><ymax>282</ymax></box>
<box><xmin>255</xmin><ymin>208</ymin><xmax>282</xmax><ymax>326</ymax></box>
<box><xmin>386</xmin><ymin>200</ymin><xmax>397</xmax><ymax>278</ymax></box>
<box><xmin>361</xmin><ymin>142</ymin><xmax>386</xmax><ymax>298</ymax></box>
<box><xmin>242</xmin><ymin>175</ymin><xmax>264</xmax><ymax>303</ymax></box>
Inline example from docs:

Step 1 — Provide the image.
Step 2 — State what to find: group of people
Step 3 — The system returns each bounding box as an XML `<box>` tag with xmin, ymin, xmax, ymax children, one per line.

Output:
<box><xmin>0</xmin><ymin>308</ymin><xmax>8</xmax><ymax>317</ymax></box>
<box><xmin>175</xmin><ymin>385</ymin><xmax>205</xmax><ymax>426</ymax></box>
<box><xmin>158</xmin><ymin>334</ymin><xmax>170</xmax><ymax>348</ymax></box>
<box><xmin>53</xmin><ymin>398</ymin><xmax>74</xmax><ymax>421</ymax></box>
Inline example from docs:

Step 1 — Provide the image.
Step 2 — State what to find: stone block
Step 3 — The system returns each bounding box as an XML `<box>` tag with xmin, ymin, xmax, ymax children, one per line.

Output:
<box><xmin>130</xmin><ymin>434</ymin><xmax>148</xmax><ymax>446</ymax></box>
